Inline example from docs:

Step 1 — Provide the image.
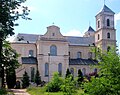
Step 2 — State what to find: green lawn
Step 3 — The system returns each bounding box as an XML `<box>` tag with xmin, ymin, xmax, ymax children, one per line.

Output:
<box><xmin>27</xmin><ymin>86</ymin><xmax>86</xmax><ymax>95</ymax></box>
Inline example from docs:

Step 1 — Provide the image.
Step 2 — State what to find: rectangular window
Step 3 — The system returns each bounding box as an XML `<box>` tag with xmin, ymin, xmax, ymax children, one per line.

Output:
<box><xmin>29</xmin><ymin>50</ymin><xmax>34</xmax><ymax>57</ymax></box>
<box><xmin>45</xmin><ymin>63</ymin><xmax>49</xmax><ymax>76</ymax></box>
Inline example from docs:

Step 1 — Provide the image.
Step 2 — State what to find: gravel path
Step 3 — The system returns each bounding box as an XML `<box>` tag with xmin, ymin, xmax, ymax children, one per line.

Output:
<box><xmin>10</xmin><ymin>89</ymin><xmax>30</xmax><ymax>95</ymax></box>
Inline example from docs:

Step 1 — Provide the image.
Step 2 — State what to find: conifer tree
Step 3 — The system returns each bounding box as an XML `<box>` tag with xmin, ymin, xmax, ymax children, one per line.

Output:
<box><xmin>22</xmin><ymin>71</ymin><xmax>30</xmax><ymax>88</ymax></box>
<box><xmin>77</xmin><ymin>69</ymin><xmax>83</xmax><ymax>85</ymax></box>
<box><xmin>35</xmin><ymin>70</ymin><xmax>41</xmax><ymax>86</ymax></box>
<box><xmin>65</xmin><ymin>68</ymin><xmax>71</xmax><ymax>78</ymax></box>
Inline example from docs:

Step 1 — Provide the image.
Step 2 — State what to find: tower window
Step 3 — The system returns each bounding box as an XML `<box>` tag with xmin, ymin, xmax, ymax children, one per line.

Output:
<box><xmin>107</xmin><ymin>32</ymin><xmax>110</xmax><ymax>38</ymax></box>
<box><xmin>77</xmin><ymin>52</ymin><xmax>82</xmax><ymax>59</ymax></box>
<box><xmin>52</xmin><ymin>33</ymin><xmax>55</xmax><ymax>36</ymax></box>
<box><xmin>107</xmin><ymin>19</ymin><xmax>110</xmax><ymax>26</ymax></box>
<box><xmin>98</xmin><ymin>20</ymin><xmax>100</xmax><ymax>28</ymax></box>
<box><xmin>50</xmin><ymin>45</ymin><xmax>57</xmax><ymax>56</ymax></box>
<box><xmin>98</xmin><ymin>34</ymin><xmax>100</xmax><ymax>40</ymax></box>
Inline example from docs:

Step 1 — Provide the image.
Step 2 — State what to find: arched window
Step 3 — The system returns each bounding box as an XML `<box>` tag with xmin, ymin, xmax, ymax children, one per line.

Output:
<box><xmin>82</xmin><ymin>68</ymin><xmax>86</xmax><ymax>76</ymax></box>
<box><xmin>98</xmin><ymin>20</ymin><xmax>100</xmax><ymax>28</ymax></box>
<box><xmin>58</xmin><ymin>63</ymin><xmax>62</xmax><ymax>76</ymax></box>
<box><xmin>98</xmin><ymin>34</ymin><xmax>100</xmax><ymax>40</ymax></box>
<box><xmin>77</xmin><ymin>52</ymin><xmax>82</xmax><ymax>59</ymax></box>
<box><xmin>88</xmin><ymin>52</ymin><xmax>92</xmax><ymax>59</ymax></box>
<box><xmin>45</xmin><ymin>63</ymin><xmax>49</xmax><ymax>76</ymax></box>
<box><xmin>29</xmin><ymin>50</ymin><xmax>34</xmax><ymax>57</ymax></box>
<box><xmin>107</xmin><ymin>46</ymin><xmax>111</xmax><ymax>52</ymax></box>
<box><xmin>107</xmin><ymin>32</ymin><xmax>110</xmax><ymax>38</ymax></box>
<box><xmin>30</xmin><ymin>67</ymin><xmax>35</xmax><ymax>82</ymax></box>
<box><xmin>50</xmin><ymin>45</ymin><xmax>57</xmax><ymax>56</ymax></box>
<box><xmin>107</xmin><ymin>19</ymin><xmax>110</xmax><ymax>26</ymax></box>
<box><xmin>70</xmin><ymin>68</ymin><xmax>74</xmax><ymax>76</ymax></box>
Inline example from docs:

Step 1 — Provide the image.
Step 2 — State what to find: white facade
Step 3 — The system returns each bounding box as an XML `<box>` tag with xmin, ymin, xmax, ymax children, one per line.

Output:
<box><xmin>11</xmin><ymin>5</ymin><xmax>116</xmax><ymax>82</ymax></box>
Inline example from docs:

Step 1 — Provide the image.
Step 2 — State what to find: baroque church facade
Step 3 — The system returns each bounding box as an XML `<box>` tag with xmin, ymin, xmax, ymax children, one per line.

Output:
<box><xmin>11</xmin><ymin>4</ymin><xmax>116</xmax><ymax>82</ymax></box>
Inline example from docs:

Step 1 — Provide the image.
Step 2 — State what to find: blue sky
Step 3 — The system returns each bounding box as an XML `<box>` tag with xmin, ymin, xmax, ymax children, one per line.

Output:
<box><xmin>11</xmin><ymin>0</ymin><xmax>120</xmax><ymax>49</ymax></box>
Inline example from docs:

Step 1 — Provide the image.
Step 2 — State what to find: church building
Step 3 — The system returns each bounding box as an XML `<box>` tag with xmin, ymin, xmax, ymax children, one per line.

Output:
<box><xmin>11</xmin><ymin>4</ymin><xmax>116</xmax><ymax>82</ymax></box>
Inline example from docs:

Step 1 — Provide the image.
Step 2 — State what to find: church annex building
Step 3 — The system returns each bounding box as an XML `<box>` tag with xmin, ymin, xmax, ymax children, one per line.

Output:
<box><xmin>11</xmin><ymin>4</ymin><xmax>116</xmax><ymax>82</ymax></box>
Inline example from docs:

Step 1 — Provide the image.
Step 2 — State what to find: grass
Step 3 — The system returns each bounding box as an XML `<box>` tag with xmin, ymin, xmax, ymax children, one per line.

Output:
<box><xmin>27</xmin><ymin>86</ymin><xmax>86</xmax><ymax>95</ymax></box>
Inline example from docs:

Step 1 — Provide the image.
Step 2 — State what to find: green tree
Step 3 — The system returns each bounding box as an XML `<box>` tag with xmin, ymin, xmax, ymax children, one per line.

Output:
<box><xmin>35</xmin><ymin>70</ymin><xmax>41</xmax><ymax>86</ymax></box>
<box><xmin>22</xmin><ymin>71</ymin><xmax>30</xmax><ymax>88</ymax></box>
<box><xmin>84</xmin><ymin>48</ymin><xmax>120</xmax><ymax>95</ymax></box>
<box><xmin>0</xmin><ymin>0</ymin><xmax>30</xmax><ymax>87</ymax></box>
<box><xmin>6</xmin><ymin>68</ymin><xmax>16</xmax><ymax>88</ymax></box>
<box><xmin>65</xmin><ymin>68</ymin><xmax>71</xmax><ymax>78</ymax></box>
<box><xmin>77</xmin><ymin>69</ymin><xmax>83</xmax><ymax>85</ymax></box>
<box><xmin>1</xmin><ymin>41</ymin><xmax>20</xmax><ymax>88</ymax></box>
<box><xmin>61</xmin><ymin>75</ymin><xmax>77</xmax><ymax>95</ymax></box>
<box><xmin>45</xmin><ymin>72</ymin><xmax>63</xmax><ymax>92</ymax></box>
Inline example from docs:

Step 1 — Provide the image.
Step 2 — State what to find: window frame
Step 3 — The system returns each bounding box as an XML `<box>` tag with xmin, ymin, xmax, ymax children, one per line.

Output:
<box><xmin>77</xmin><ymin>52</ymin><xmax>82</xmax><ymax>59</ymax></box>
<box><xmin>107</xmin><ymin>19</ymin><xmax>110</xmax><ymax>27</ymax></box>
<box><xmin>107</xmin><ymin>32</ymin><xmax>110</xmax><ymax>39</ymax></box>
<box><xmin>45</xmin><ymin>63</ymin><xmax>49</xmax><ymax>77</ymax></box>
<box><xmin>29</xmin><ymin>50</ymin><xmax>34</xmax><ymax>57</ymax></box>
<box><xmin>50</xmin><ymin>45</ymin><xmax>57</xmax><ymax>56</ymax></box>
<box><xmin>58</xmin><ymin>63</ymin><xmax>62</xmax><ymax>76</ymax></box>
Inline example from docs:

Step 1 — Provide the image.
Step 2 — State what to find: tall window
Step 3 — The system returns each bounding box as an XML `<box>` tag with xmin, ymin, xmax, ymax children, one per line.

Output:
<box><xmin>70</xmin><ymin>68</ymin><xmax>74</xmax><ymax>76</ymax></box>
<box><xmin>88</xmin><ymin>52</ymin><xmax>92</xmax><ymax>59</ymax></box>
<box><xmin>77</xmin><ymin>52</ymin><xmax>82</xmax><ymax>59</ymax></box>
<box><xmin>45</xmin><ymin>63</ymin><xmax>49</xmax><ymax>76</ymax></box>
<box><xmin>58</xmin><ymin>63</ymin><xmax>62</xmax><ymax>76</ymax></box>
<box><xmin>107</xmin><ymin>46</ymin><xmax>111</xmax><ymax>52</ymax></box>
<box><xmin>98</xmin><ymin>34</ymin><xmax>100</xmax><ymax>40</ymax></box>
<box><xmin>107</xmin><ymin>32</ymin><xmax>110</xmax><ymax>38</ymax></box>
<box><xmin>50</xmin><ymin>45</ymin><xmax>57</xmax><ymax>56</ymax></box>
<box><xmin>82</xmin><ymin>68</ymin><xmax>86</xmax><ymax>76</ymax></box>
<box><xmin>107</xmin><ymin>19</ymin><xmax>110</xmax><ymax>26</ymax></box>
<box><xmin>30</xmin><ymin>67</ymin><xmax>35</xmax><ymax>82</ymax></box>
<box><xmin>29</xmin><ymin>50</ymin><xmax>34</xmax><ymax>57</ymax></box>
<box><xmin>98</xmin><ymin>20</ymin><xmax>100</xmax><ymax>28</ymax></box>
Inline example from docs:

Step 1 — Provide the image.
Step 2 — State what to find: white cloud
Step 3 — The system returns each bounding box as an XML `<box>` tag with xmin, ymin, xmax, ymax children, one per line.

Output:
<box><xmin>63</xmin><ymin>29</ymin><xmax>83</xmax><ymax>37</ymax></box>
<box><xmin>115</xmin><ymin>12</ymin><xmax>120</xmax><ymax>26</ymax></box>
<box><xmin>6</xmin><ymin>35</ymin><xmax>16</xmax><ymax>42</ymax></box>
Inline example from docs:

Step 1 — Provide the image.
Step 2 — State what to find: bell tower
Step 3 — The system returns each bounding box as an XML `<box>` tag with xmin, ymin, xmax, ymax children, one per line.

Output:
<box><xmin>95</xmin><ymin>5</ymin><xmax>116</xmax><ymax>51</ymax></box>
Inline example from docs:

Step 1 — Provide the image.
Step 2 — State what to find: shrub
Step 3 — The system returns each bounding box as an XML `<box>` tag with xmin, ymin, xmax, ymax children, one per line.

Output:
<box><xmin>45</xmin><ymin>72</ymin><xmax>63</xmax><ymax>92</ymax></box>
<box><xmin>84</xmin><ymin>48</ymin><xmax>120</xmax><ymax>95</ymax></box>
<box><xmin>61</xmin><ymin>75</ymin><xmax>77</xmax><ymax>95</ymax></box>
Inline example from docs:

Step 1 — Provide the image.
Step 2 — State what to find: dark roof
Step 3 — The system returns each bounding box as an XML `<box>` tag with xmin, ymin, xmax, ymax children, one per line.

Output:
<box><xmin>12</xmin><ymin>33</ymin><xmax>95</xmax><ymax>46</ymax></box>
<box><xmin>66</xmin><ymin>36</ymin><xmax>95</xmax><ymax>46</ymax></box>
<box><xmin>87</xmin><ymin>26</ymin><xmax>95</xmax><ymax>32</ymax></box>
<box><xmin>69</xmin><ymin>59</ymin><xmax>98</xmax><ymax>65</ymax></box>
<box><xmin>21</xmin><ymin>57</ymin><xmax>37</xmax><ymax>64</ymax></box>
<box><xmin>100</xmin><ymin>5</ymin><xmax>115</xmax><ymax>14</ymax></box>
<box><xmin>13</xmin><ymin>33</ymin><xmax>40</xmax><ymax>43</ymax></box>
